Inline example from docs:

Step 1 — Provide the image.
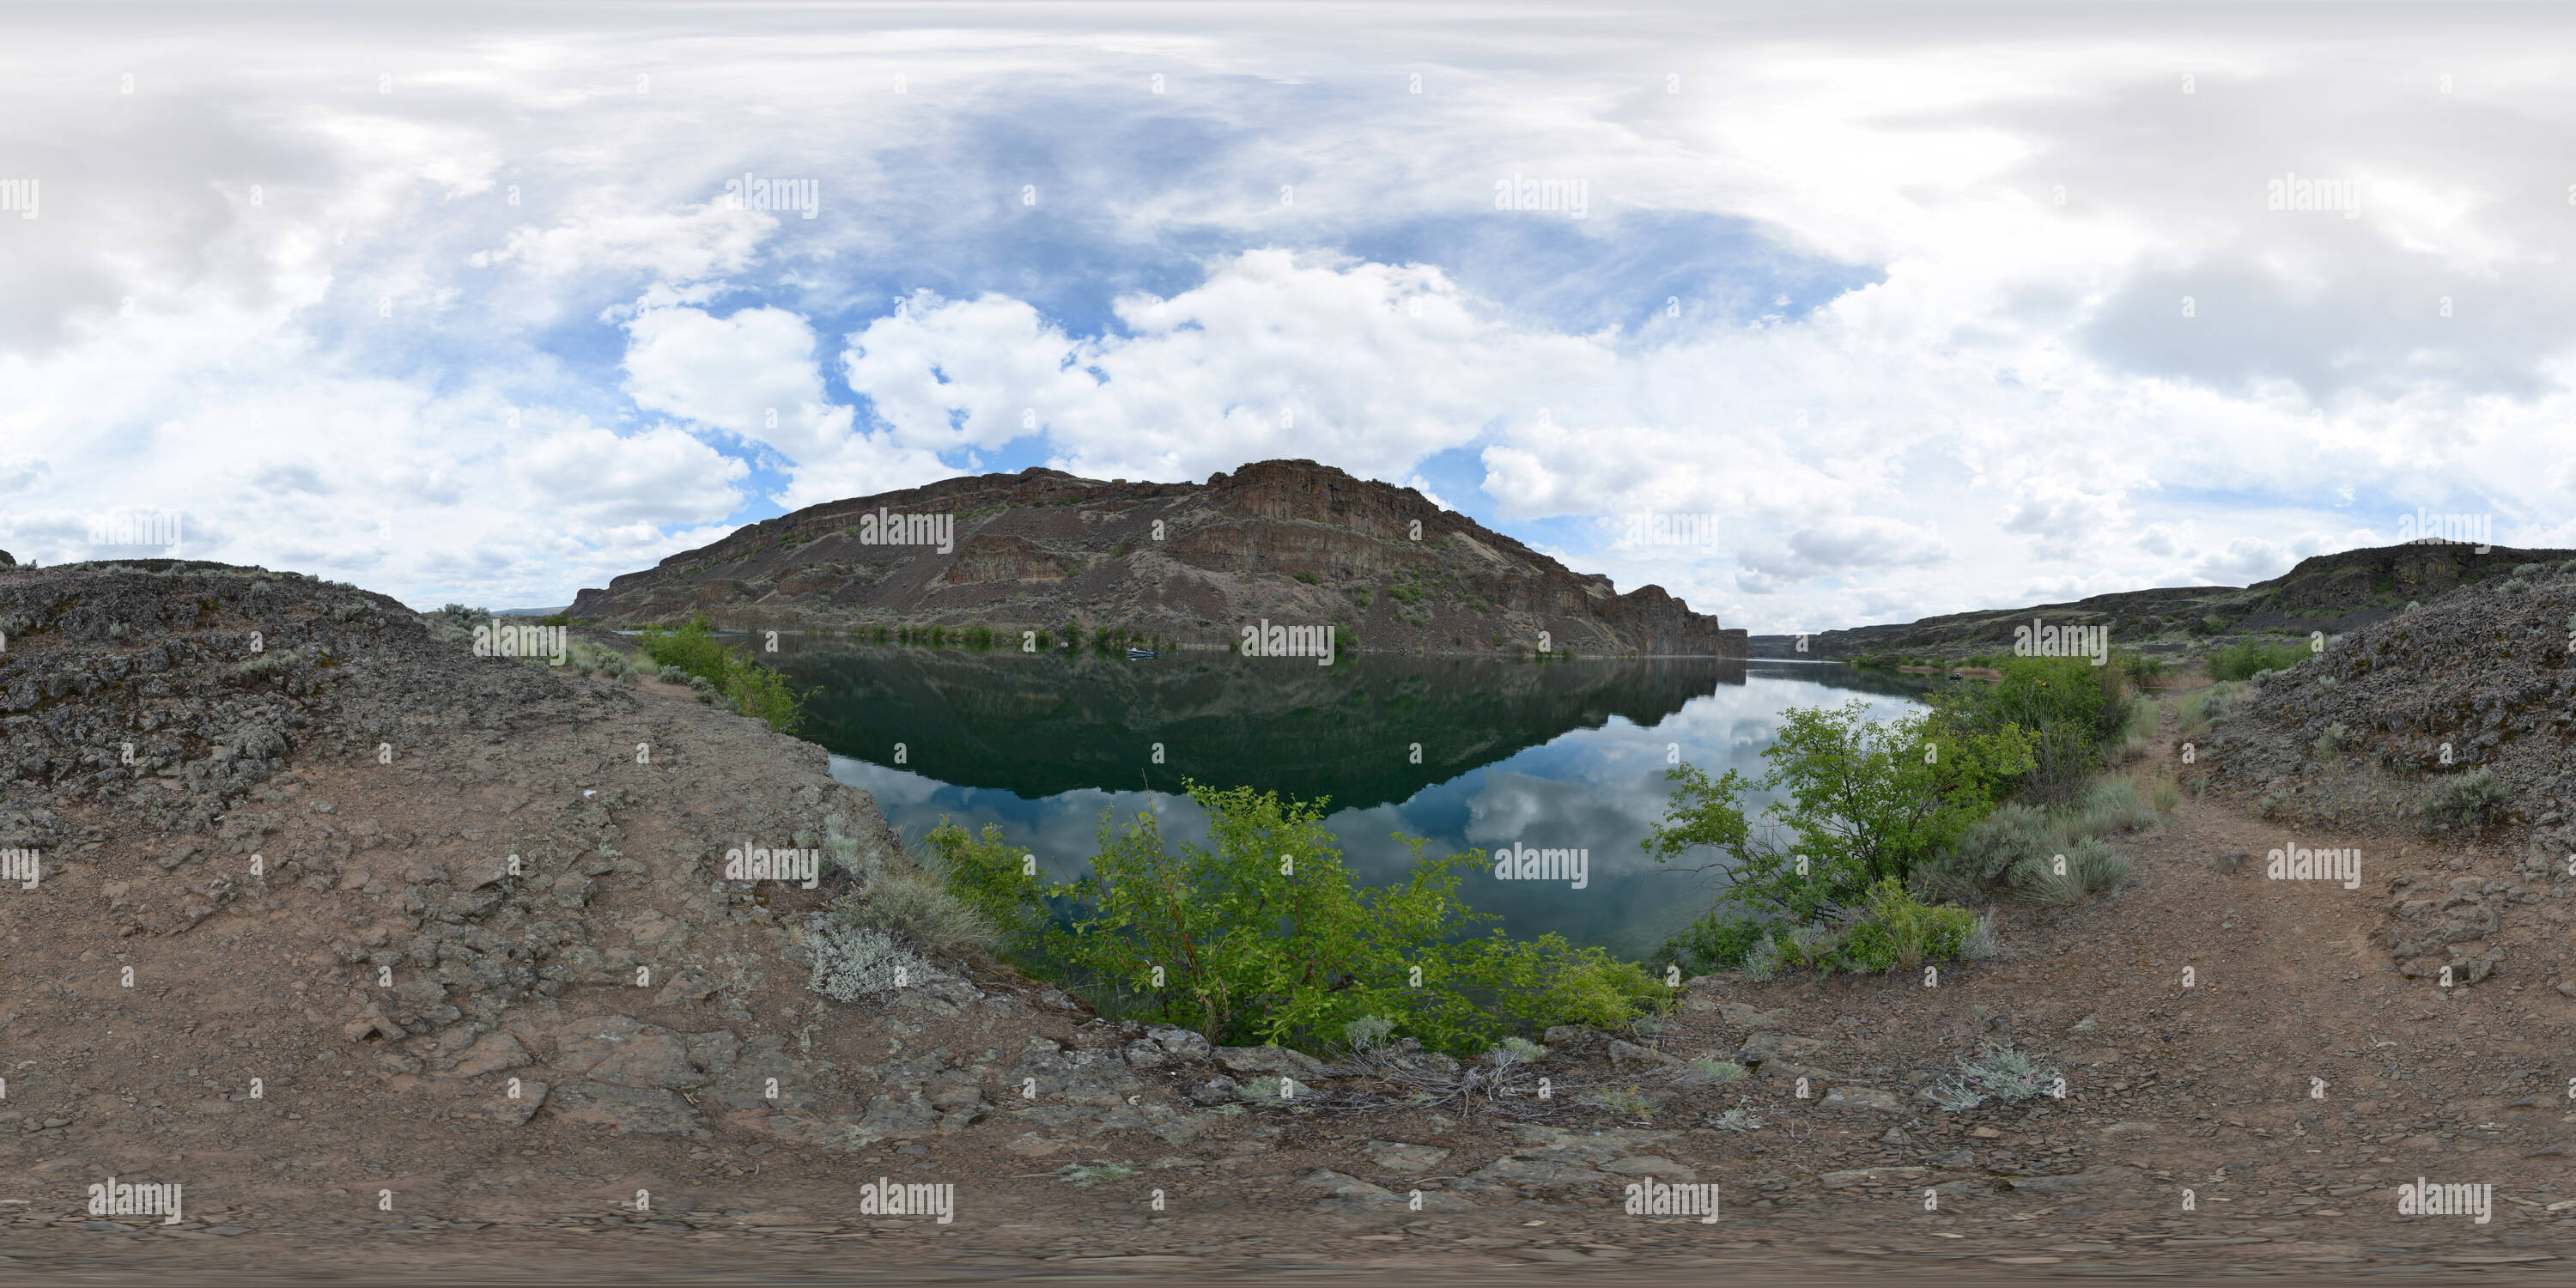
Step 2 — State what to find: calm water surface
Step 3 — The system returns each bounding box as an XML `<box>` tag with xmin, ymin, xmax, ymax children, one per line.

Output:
<box><xmin>767</xmin><ymin>644</ymin><xmax>1937</xmax><ymax>958</ymax></box>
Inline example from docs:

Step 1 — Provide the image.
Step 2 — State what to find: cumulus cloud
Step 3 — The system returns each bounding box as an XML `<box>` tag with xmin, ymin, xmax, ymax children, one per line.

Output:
<box><xmin>6</xmin><ymin>5</ymin><xmax>2576</xmax><ymax>627</ymax></box>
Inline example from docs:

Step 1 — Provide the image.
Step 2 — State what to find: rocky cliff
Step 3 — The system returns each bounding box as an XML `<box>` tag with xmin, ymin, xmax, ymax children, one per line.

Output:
<box><xmin>1762</xmin><ymin>542</ymin><xmax>2575</xmax><ymax>662</ymax></box>
<box><xmin>568</xmin><ymin>460</ymin><xmax>1747</xmax><ymax>657</ymax></box>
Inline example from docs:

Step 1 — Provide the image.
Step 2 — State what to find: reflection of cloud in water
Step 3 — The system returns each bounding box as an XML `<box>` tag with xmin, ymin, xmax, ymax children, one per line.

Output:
<box><xmin>825</xmin><ymin>666</ymin><xmax>1926</xmax><ymax>959</ymax></box>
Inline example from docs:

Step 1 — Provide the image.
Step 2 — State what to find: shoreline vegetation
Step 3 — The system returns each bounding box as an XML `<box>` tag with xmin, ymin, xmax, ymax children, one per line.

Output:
<box><xmin>492</xmin><ymin>603</ymin><xmax>2208</xmax><ymax>1058</ymax></box>
<box><xmin>828</xmin><ymin>650</ymin><xmax>2211</xmax><ymax>1060</ymax></box>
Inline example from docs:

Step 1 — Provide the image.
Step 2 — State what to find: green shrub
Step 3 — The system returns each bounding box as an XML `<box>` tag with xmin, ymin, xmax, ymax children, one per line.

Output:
<box><xmin>835</xmin><ymin>866</ymin><xmax>995</xmax><ymax>958</ymax></box>
<box><xmin>638</xmin><ymin>613</ymin><xmax>801</xmax><ymax>732</ymax></box>
<box><xmin>1931</xmin><ymin>656</ymin><xmax>2125</xmax><ymax>800</ymax></box>
<box><xmin>1656</xmin><ymin>911</ymin><xmax>1788</xmax><ymax>975</ymax></box>
<box><xmin>2011</xmin><ymin>836</ymin><xmax>2128</xmax><ymax>905</ymax></box>
<box><xmin>1293</xmin><ymin>570</ymin><xmax>1320</xmax><ymax>585</ymax></box>
<box><xmin>1037</xmin><ymin>782</ymin><xmax>1663</xmax><ymax>1054</ymax></box>
<box><xmin>1911</xmin><ymin>793</ymin><xmax>2136</xmax><ymax>905</ymax></box>
<box><xmin>2207</xmin><ymin>641</ymin><xmax>2308</xmax><ymax>681</ymax></box>
<box><xmin>539</xmin><ymin>612</ymin><xmax>571</xmax><ymax>626</ymax></box>
<box><xmin>2423</xmin><ymin>768</ymin><xmax>2510</xmax><ymax>830</ymax></box>
<box><xmin>1643</xmin><ymin>702</ymin><xmax>2032</xmax><ymax>927</ymax></box>
<box><xmin>2500</xmin><ymin>578</ymin><xmax>2530</xmax><ymax>594</ymax></box>
<box><xmin>927</xmin><ymin>818</ymin><xmax>1048</xmax><ymax>948</ymax></box>
<box><xmin>2062</xmin><ymin>777</ymin><xmax>2159</xmax><ymax>839</ymax></box>
<box><xmin>2313</xmin><ymin>721</ymin><xmax>2351</xmax><ymax>762</ymax></box>
<box><xmin>1832</xmin><ymin>880</ymin><xmax>1987</xmax><ymax>972</ymax></box>
<box><xmin>724</xmin><ymin>659</ymin><xmax>805</xmax><ymax>733</ymax></box>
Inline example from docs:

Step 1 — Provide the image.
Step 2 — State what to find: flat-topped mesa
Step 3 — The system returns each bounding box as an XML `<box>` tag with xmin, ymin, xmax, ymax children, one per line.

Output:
<box><xmin>570</xmin><ymin>459</ymin><xmax>1748</xmax><ymax>657</ymax></box>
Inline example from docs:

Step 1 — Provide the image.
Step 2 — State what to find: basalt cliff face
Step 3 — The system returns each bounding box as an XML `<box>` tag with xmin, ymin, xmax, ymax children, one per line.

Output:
<box><xmin>570</xmin><ymin>460</ymin><xmax>1747</xmax><ymax>656</ymax></box>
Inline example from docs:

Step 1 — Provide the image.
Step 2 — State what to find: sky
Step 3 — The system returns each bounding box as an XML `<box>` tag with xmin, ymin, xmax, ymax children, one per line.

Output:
<box><xmin>4</xmin><ymin>2</ymin><xmax>2573</xmax><ymax>634</ymax></box>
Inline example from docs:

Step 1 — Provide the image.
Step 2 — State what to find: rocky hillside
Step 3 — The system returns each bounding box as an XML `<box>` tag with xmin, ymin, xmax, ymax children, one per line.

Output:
<box><xmin>11</xmin><ymin>559</ymin><xmax>2576</xmax><ymax>1278</ymax></box>
<box><xmin>2204</xmin><ymin>557</ymin><xmax>2576</xmax><ymax>852</ymax></box>
<box><xmin>568</xmin><ymin>460</ymin><xmax>1747</xmax><ymax>657</ymax></box>
<box><xmin>1768</xmin><ymin>543</ymin><xmax>2575</xmax><ymax>663</ymax></box>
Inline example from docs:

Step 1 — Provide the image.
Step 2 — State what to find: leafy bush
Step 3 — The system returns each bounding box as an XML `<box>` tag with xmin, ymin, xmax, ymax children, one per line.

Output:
<box><xmin>656</xmin><ymin>664</ymin><xmax>687</xmax><ymax>684</ymax></box>
<box><xmin>538</xmin><ymin>612</ymin><xmax>571</xmax><ymax>626</ymax></box>
<box><xmin>332</xmin><ymin>602</ymin><xmax>373</xmax><ymax>622</ymax></box>
<box><xmin>2423</xmin><ymin>768</ymin><xmax>2511</xmax><ymax>830</ymax></box>
<box><xmin>2499</xmin><ymin>578</ymin><xmax>2530</xmax><ymax>594</ymax></box>
<box><xmin>2207</xmin><ymin>641</ymin><xmax>2308</xmax><ymax>681</ymax></box>
<box><xmin>724</xmin><ymin>661</ymin><xmax>805</xmax><ymax>734</ymax></box>
<box><xmin>637</xmin><ymin>613</ymin><xmax>803</xmax><ymax>732</ymax></box>
<box><xmin>926</xmin><ymin>819</ymin><xmax>1048</xmax><ymax>950</ymax></box>
<box><xmin>1293</xmin><ymin>570</ymin><xmax>1319</xmax><ymax>585</ymax></box>
<box><xmin>1933</xmin><ymin>656</ymin><xmax>2126</xmax><ymax>800</ymax></box>
<box><xmin>1831</xmin><ymin>879</ymin><xmax>1989</xmax><ymax>972</ymax></box>
<box><xmin>1643</xmin><ymin>702</ymin><xmax>2031</xmax><ymax>927</ymax></box>
<box><xmin>1032</xmin><ymin>782</ymin><xmax>1664</xmax><ymax>1054</ymax></box>
<box><xmin>1656</xmin><ymin>911</ymin><xmax>1787</xmax><ymax>976</ymax></box>
<box><xmin>2313</xmin><ymin>721</ymin><xmax>2351</xmax><ymax>762</ymax></box>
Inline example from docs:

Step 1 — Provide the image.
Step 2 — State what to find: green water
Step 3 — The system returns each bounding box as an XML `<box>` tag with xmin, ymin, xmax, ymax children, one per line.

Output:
<box><xmin>769</xmin><ymin>642</ymin><xmax>1935</xmax><ymax>958</ymax></box>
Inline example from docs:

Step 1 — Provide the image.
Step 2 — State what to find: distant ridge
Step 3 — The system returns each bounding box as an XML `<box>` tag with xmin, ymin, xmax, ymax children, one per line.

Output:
<box><xmin>570</xmin><ymin>460</ymin><xmax>1748</xmax><ymax>657</ymax></box>
<box><xmin>1753</xmin><ymin>543</ymin><xmax>2576</xmax><ymax>660</ymax></box>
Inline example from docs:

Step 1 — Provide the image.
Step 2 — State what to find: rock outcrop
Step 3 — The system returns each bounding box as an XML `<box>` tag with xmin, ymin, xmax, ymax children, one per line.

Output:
<box><xmin>1759</xmin><ymin>542</ymin><xmax>2575</xmax><ymax>663</ymax></box>
<box><xmin>568</xmin><ymin>460</ymin><xmax>1747</xmax><ymax>657</ymax></box>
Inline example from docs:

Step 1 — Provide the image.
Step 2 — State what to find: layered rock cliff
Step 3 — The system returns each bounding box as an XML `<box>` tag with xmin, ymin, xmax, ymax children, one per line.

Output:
<box><xmin>569</xmin><ymin>460</ymin><xmax>1747</xmax><ymax>656</ymax></box>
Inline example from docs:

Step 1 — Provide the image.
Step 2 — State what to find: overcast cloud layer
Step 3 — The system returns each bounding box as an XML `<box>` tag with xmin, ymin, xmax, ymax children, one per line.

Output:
<box><xmin>4</xmin><ymin>3</ymin><xmax>2573</xmax><ymax>630</ymax></box>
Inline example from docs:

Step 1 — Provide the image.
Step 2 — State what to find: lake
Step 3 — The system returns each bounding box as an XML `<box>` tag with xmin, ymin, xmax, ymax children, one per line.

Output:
<box><xmin>769</xmin><ymin>643</ymin><xmax>1937</xmax><ymax>958</ymax></box>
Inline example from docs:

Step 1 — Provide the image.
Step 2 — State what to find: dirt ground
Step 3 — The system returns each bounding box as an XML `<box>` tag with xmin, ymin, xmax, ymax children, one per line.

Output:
<box><xmin>5</xmin><ymin>570</ymin><xmax>2576</xmax><ymax>1284</ymax></box>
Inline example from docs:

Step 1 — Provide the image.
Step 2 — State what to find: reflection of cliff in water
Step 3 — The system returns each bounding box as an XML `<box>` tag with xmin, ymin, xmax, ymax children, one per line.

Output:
<box><xmin>774</xmin><ymin>646</ymin><xmax>1748</xmax><ymax>809</ymax></box>
<box><xmin>1743</xmin><ymin>659</ymin><xmax>1949</xmax><ymax>700</ymax></box>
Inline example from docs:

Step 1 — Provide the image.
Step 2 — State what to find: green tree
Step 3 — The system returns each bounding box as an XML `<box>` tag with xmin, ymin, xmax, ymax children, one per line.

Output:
<box><xmin>1645</xmin><ymin>701</ymin><xmax>2031</xmax><ymax>926</ymax></box>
